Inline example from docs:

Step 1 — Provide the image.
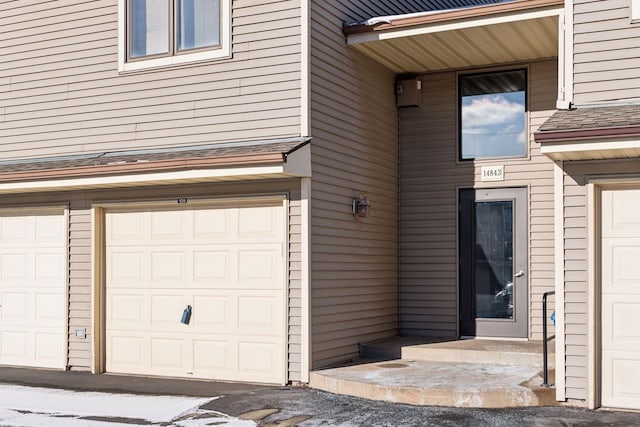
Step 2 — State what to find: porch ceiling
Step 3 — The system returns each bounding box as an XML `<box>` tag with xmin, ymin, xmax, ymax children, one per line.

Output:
<box><xmin>344</xmin><ymin>0</ymin><xmax>563</xmax><ymax>74</ymax></box>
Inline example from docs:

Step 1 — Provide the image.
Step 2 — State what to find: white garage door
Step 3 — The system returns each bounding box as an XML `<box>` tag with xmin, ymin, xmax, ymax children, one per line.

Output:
<box><xmin>0</xmin><ymin>208</ymin><xmax>67</xmax><ymax>369</ymax></box>
<box><xmin>601</xmin><ymin>187</ymin><xmax>640</xmax><ymax>410</ymax></box>
<box><xmin>105</xmin><ymin>200</ymin><xmax>286</xmax><ymax>384</ymax></box>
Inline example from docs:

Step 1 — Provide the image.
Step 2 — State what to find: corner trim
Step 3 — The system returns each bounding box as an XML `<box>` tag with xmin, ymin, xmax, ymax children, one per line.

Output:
<box><xmin>300</xmin><ymin>177</ymin><xmax>311</xmax><ymax>382</ymax></box>
<box><xmin>554</xmin><ymin>161</ymin><xmax>566</xmax><ymax>401</ymax></box>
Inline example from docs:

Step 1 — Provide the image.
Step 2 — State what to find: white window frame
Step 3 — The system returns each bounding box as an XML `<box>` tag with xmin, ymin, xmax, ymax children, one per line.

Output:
<box><xmin>633</xmin><ymin>0</ymin><xmax>640</xmax><ymax>22</ymax></box>
<box><xmin>118</xmin><ymin>0</ymin><xmax>231</xmax><ymax>72</ymax></box>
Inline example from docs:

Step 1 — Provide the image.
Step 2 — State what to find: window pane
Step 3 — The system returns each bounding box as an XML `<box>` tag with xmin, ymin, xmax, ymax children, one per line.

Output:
<box><xmin>460</xmin><ymin>70</ymin><xmax>526</xmax><ymax>160</ymax></box>
<box><xmin>130</xmin><ymin>0</ymin><xmax>169</xmax><ymax>58</ymax></box>
<box><xmin>177</xmin><ymin>0</ymin><xmax>220</xmax><ymax>51</ymax></box>
<box><xmin>474</xmin><ymin>201</ymin><xmax>513</xmax><ymax>319</ymax></box>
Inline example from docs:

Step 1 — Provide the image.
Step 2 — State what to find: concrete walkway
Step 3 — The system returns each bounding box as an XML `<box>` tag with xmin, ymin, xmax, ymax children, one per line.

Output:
<box><xmin>0</xmin><ymin>338</ymin><xmax>556</xmax><ymax>410</ymax></box>
<box><xmin>309</xmin><ymin>337</ymin><xmax>557</xmax><ymax>408</ymax></box>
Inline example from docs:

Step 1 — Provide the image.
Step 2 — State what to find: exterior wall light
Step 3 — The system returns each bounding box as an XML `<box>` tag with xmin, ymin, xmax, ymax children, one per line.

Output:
<box><xmin>352</xmin><ymin>192</ymin><xmax>370</xmax><ymax>218</ymax></box>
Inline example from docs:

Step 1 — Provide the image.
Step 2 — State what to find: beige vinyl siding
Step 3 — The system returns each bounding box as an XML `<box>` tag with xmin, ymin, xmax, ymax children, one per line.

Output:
<box><xmin>309</xmin><ymin>0</ymin><xmax>405</xmax><ymax>368</ymax></box>
<box><xmin>562</xmin><ymin>171</ymin><xmax>588</xmax><ymax>400</ymax></box>
<box><xmin>0</xmin><ymin>180</ymin><xmax>302</xmax><ymax>379</ymax></box>
<box><xmin>560</xmin><ymin>158</ymin><xmax>640</xmax><ymax>401</ymax></box>
<box><xmin>573</xmin><ymin>0</ymin><xmax>640</xmax><ymax>104</ymax></box>
<box><xmin>0</xmin><ymin>0</ymin><xmax>301</xmax><ymax>160</ymax></box>
<box><xmin>68</xmin><ymin>207</ymin><xmax>92</xmax><ymax>369</ymax></box>
<box><xmin>287</xmin><ymin>197</ymin><xmax>302</xmax><ymax>382</ymax></box>
<box><xmin>399</xmin><ymin>60</ymin><xmax>558</xmax><ymax>339</ymax></box>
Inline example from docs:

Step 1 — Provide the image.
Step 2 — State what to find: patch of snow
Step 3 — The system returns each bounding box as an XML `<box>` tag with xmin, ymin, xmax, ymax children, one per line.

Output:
<box><xmin>0</xmin><ymin>384</ymin><xmax>256</xmax><ymax>427</ymax></box>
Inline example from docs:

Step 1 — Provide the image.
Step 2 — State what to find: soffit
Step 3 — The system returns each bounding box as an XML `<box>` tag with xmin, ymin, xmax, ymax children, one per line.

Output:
<box><xmin>344</xmin><ymin>0</ymin><xmax>563</xmax><ymax>74</ymax></box>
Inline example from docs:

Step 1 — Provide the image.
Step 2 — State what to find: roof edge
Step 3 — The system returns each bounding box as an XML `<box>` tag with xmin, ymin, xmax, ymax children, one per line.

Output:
<box><xmin>343</xmin><ymin>0</ymin><xmax>564</xmax><ymax>36</ymax></box>
<box><xmin>0</xmin><ymin>153</ymin><xmax>285</xmax><ymax>183</ymax></box>
<box><xmin>534</xmin><ymin>125</ymin><xmax>640</xmax><ymax>143</ymax></box>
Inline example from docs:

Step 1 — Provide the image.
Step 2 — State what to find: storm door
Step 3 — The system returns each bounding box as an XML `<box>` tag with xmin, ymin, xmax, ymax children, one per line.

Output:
<box><xmin>459</xmin><ymin>187</ymin><xmax>528</xmax><ymax>338</ymax></box>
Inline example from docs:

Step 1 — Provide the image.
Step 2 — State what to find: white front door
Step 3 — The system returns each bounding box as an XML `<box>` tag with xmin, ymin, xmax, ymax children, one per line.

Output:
<box><xmin>0</xmin><ymin>209</ymin><xmax>67</xmax><ymax>369</ymax></box>
<box><xmin>601</xmin><ymin>187</ymin><xmax>640</xmax><ymax>410</ymax></box>
<box><xmin>105</xmin><ymin>200</ymin><xmax>286</xmax><ymax>384</ymax></box>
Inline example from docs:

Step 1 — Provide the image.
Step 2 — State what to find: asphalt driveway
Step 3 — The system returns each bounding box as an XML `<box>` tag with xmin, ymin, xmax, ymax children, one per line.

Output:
<box><xmin>0</xmin><ymin>367</ymin><xmax>639</xmax><ymax>426</ymax></box>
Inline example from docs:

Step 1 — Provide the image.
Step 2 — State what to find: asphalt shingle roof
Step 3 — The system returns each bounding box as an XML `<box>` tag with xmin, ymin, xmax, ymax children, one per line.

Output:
<box><xmin>537</xmin><ymin>104</ymin><xmax>640</xmax><ymax>133</ymax></box>
<box><xmin>0</xmin><ymin>138</ymin><xmax>310</xmax><ymax>175</ymax></box>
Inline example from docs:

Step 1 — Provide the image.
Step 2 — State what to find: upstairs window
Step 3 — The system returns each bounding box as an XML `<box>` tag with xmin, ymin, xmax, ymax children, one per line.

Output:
<box><xmin>119</xmin><ymin>0</ymin><xmax>230</xmax><ymax>71</ymax></box>
<box><xmin>459</xmin><ymin>69</ymin><xmax>527</xmax><ymax>160</ymax></box>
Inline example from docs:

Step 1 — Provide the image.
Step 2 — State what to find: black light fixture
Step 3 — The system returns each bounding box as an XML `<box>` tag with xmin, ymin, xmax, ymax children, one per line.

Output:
<box><xmin>352</xmin><ymin>192</ymin><xmax>370</xmax><ymax>218</ymax></box>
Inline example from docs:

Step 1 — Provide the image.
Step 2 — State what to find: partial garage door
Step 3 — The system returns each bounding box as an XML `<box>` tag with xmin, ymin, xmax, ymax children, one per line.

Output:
<box><xmin>0</xmin><ymin>208</ymin><xmax>67</xmax><ymax>369</ymax></box>
<box><xmin>105</xmin><ymin>199</ymin><xmax>286</xmax><ymax>384</ymax></box>
<box><xmin>601</xmin><ymin>187</ymin><xmax>640</xmax><ymax>410</ymax></box>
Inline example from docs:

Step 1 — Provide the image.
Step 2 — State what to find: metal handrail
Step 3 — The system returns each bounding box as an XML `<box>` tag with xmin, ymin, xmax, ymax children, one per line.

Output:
<box><xmin>542</xmin><ymin>290</ymin><xmax>555</xmax><ymax>387</ymax></box>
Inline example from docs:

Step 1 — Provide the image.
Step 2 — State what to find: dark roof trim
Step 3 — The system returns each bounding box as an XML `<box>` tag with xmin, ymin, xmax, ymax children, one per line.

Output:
<box><xmin>534</xmin><ymin>126</ymin><xmax>640</xmax><ymax>143</ymax></box>
<box><xmin>0</xmin><ymin>137</ymin><xmax>311</xmax><ymax>183</ymax></box>
<box><xmin>343</xmin><ymin>0</ymin><xmax>564</xmax><ymax>36</ymax></box>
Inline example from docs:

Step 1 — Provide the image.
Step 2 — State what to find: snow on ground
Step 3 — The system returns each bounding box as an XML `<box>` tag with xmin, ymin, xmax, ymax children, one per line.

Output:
<box><xmin>0</xmin><ymin>384</ymin><xmax>257</xmax><ymax>426</ymax></box>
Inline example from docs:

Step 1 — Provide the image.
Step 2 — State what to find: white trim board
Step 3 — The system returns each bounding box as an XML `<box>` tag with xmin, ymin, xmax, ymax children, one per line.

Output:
<box><xmin>347</xmin><ymin>7</ymin><xmax>563</xmax><ymax>45</ymax></box>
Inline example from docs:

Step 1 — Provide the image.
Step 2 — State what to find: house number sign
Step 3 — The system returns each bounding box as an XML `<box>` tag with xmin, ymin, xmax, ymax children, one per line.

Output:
<box><xmin>481</xmin><ymin>165</ymin><xmax>504</xmax><ymax>182</ymax></box>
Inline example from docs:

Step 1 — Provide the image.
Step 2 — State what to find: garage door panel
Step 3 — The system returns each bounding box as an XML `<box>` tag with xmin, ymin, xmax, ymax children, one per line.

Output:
<box><xmin>109</xmin><ymin>335</ymin><xmax>145</xmax><ymax>367</ymax></box>
<box><xmin>35</xmin><ymin>293</ymin><xmax>65</xmax><ymax>322</ymax></box>
<box><xmin>108</xmin><ymin>251</ymin><xmax>145</xmax><ymax>284</ymax></box>
<box><xmin>602</xmin><ymin>296</ymin><xmax>640</xmax><ymax>349</ymax></box>
<box><xmin>1</xmin><ymin>253</ymin><xmax>30</xmax><ymax>280</ymax></box>
<box><xmin>109</xmin><ymin>293</ymin><xmax>145</xmax><ymax>324</ymax></box>
<box><xmin>237</xmin><ymin>339</ymin><xmax>283</xmax><ymax>383</ymax></box>
<box><xmin>105</xmin><ymin>202</ymin><xmax>286</xmax><ymax>384</ymax></box>
<box><xmin>108</xmin><ymin>212</ymin><xmax>146</xmax><ymax>242</ymax></box>
<box><xmin>150</xmin><ymin>251</ymin><xmax>186</xmax><ymax>281</ymax></box>
<box><xmin>0</xmin><ymin>217</ymin><xmax>30</xmax><ymax>241</ymax></box>
<box><xmin>35</xmin><ymin>215</ymin><xmax>66</xmax><ymax>242</ymax></box>
<box><xmin>194</xmin><ymin>209</ymin><xmax>230</xmax><ymax>239</ymax></box>
<box><xmin>193</xmin><ymin>340</ymin><xmax>231</xmax><ymax>371</ymax></box>
<box><xmin>192</xmin><ymin>295</ymin><xmax>230</xmax><ymax>326</ymax></box>
<box><xmin>238</xmin><ymin>246</ymin><xmax>282</xmax><ymax>288</ymax></box>
<box><xmin>238</xmin><ymin>206</ymin><xmax>282</xmax><ymax>239</ymax></box>
<box><xmin>1</xmin><ymin>331</ymin><xmax>28</xmax><ymax>357</ymax></box>
<box><xmin>1</xmin><ymin>292</ymin><xmax>29</xmax><ymax>321</ymax></box>
<box><xmin>151</xmin><ymin>338</ymin><xmax>185</xmax><ymax>369</ymax></box>
<box><xmin>35</xmin><ymin>252</ymin><xmax>66</xmax><ymax>282</ymax></box>
<box><xmin>151</xmin><ymin>294</ymin><xmax>188</xmax><ymax>325</ymax></box>
<box><xmin>238</xmin><ymin>295</ymin><xmax>282</xmax><ymax>332</ymax></box>
<box><xmin>602</xmin><ymin>240</ymin><xmax>640</xmax><ymax>293</ymax></box>
<box><xmin>151</xmin><ymin>211</ymin><xmax>187</xmax><ymax>240</ymax></box>
<box><xmin>35</xmin><ymin>332</ymin><xmax>64</xmax><ymax>362</ymax></box>
<box><xmin>193</xmin><ymin>251</ymin><xmax>230</xmax><ymax>284</ymax></box>
<box><xmin>602</xmin><ymin>189</ymin><xmax>640</xmax><ymax>238</ymax></box>
<box><xmin>602</xmin><ymin>353</ymin><xmax>640</xmax><ymax>408</ymax></box>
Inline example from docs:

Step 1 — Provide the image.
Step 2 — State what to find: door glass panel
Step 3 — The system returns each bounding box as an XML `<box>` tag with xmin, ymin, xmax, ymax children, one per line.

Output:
<box><xmin>474</xmin><ymin>201</ymin><xmax>513</xmax><ymax>319</ymax></box>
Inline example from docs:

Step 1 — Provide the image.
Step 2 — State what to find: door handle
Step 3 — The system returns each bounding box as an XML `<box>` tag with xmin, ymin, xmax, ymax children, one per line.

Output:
<box><xmin>514</xmin><ymin>270</ymin><xmax>525</xmax><ymax>278</ymax></box>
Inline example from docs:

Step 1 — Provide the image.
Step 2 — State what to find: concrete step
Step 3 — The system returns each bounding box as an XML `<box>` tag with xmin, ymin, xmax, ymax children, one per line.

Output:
<box><xmin>361</xmin><ymin>337</ymin><xmax>554</xmax><ymax>369</ymax></box>
<box><xmin>309</xmin><ymin>359</ymin><xmax>557</xmax><ymax>408</ymax></box>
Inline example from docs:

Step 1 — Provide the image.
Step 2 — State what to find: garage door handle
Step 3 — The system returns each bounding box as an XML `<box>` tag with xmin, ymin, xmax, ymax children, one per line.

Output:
<box><xmin>181</xmin><ymin>305</ymin><xmax>192</xmax><ymax>325</ymax></box>
<box><xmin>514</xmin><ymin>271</ymin><xmax>525</xmax><ymax>278</ymax></box>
